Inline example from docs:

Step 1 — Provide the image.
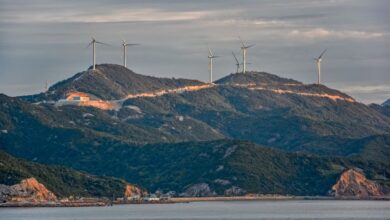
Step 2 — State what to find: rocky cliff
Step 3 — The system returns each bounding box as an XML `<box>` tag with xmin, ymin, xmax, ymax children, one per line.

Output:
<box><xmin>124</xmin><ymin>184</ymin><xmax>145</xmax><ymax>198</ymax></box>
<box><xmin>330</xmin><ymin>169</ymin><xmax>387</xmax><ymax>198</ymax></box>
<box><xmin>0</xmin><ymin>178</ymin><xmax>57</xmax><ymax>203</ymax></box>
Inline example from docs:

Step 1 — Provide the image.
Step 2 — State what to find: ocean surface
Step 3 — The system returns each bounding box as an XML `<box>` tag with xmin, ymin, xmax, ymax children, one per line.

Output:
<box><xmin>1</xmin><ymin>200</ymin><xmax>389</xmax><ymax>220</ymax></box>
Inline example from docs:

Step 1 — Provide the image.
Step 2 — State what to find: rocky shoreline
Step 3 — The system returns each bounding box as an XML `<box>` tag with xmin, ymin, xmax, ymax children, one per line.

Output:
<box><xmin>2</xmin><ymin>195</ymin><xmax>389</xmax><ymax>208</ymax></box>
<box><xmin>2</xmin><ymin>168</ymin><xmax>389</xmax><ymax>208</ymax></box>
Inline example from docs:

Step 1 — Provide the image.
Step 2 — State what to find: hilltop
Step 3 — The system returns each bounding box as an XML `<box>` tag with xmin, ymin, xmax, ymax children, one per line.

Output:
<box><xmin>22</xmin><ymin>64</ymin><xmax>204</xmax><ymax>102</ymax></box>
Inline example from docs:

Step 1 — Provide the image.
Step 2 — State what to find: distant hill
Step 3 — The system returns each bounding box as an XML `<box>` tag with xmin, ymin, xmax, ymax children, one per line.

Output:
<box><xmin>383</xmin><ymin>98</ymin><xmax>390</xmax><ymax>106</ymax></box>
<box><xmin>370</xmin><ymin>103</ymin><xmax>390</xmax><ymax>118</ymax></box>
<box><xmin>0</xmin><ymin>151</ymin><xmax>143</xmax><ymax>198</ymax></box>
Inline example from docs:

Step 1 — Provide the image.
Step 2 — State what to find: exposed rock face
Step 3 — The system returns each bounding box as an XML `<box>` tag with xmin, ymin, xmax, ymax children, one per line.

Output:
<box><xmin>124</xmin><ymin>184</ymin><xmax>145</xmax><ymax>198</ymax></box>
<box><xmin>0</xmin><ymin>178</ymin><xmax>57</xmax><ymax>203</ymax></box>
<box><xmin>330</xmin><ymin>169</ymin><xmax>385</xmax><ymax>198</ymax></box>
<box><xmin>181</xmin><ymin>183</ymin><xmax>216</xmax><ymax>197</ymax></box>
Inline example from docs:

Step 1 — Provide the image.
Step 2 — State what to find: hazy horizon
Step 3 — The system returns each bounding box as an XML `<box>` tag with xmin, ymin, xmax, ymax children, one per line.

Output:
<box><xmin>0</xmin><ymin>0</ymin><xmax>389</xmax><ymax>104</ymax></box>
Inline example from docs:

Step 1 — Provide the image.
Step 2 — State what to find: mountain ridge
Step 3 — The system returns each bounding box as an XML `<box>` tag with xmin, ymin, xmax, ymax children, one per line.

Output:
<box><xmin>1</xmin><ymin>64</ymin><xmax>389</xmax><ymax>196</ymax></box>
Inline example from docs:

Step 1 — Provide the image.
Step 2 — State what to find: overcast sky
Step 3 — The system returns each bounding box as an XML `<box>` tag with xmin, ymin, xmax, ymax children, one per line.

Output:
<box><xmin>0</xmin><ymin>0</ymin><xmax>389</xmax><ymax>103</ymax></box>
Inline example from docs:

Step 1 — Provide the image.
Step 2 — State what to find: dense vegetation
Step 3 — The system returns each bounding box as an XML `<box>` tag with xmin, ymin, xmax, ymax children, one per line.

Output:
<box><xmin>1</xmin><ymin>138</ymin><xmax>388</xmax><ymax>196</ymax></box>
<box><xmin>0</xmin><ymin>151</ymin><xmax>136</xmax><ymax>198</ymax></box>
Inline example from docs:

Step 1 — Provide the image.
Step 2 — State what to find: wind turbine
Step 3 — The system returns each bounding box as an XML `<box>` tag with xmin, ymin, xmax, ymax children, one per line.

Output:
<box><xmin>121</xmin><ymin>40</ymin><xmax>139</xmax><ymax>68</ymax></box>
<box><xmin>239</xmin><ymin>36</ymin><xmax>255</xmax><ymax>74</ymax></box>
<box><xmin>232</xmin><ymin>52</ymin><xmax>241</xmax><ymax>73</ymax></box>
<box><xmin>45</xmin><ymin>80</ymin><xmax>49</xmax><ymax>91</ymax></box>
<box><xmin>314</xmin><ymin>49</ymin><xmax>327</xmax><ymax>84</ymax></box>
<box><xmin>208</xmin><ymin>47</ymin><xmax>219</xmax><ymax>84</ymax></box>
<box><xmin>87</xmin><ymin>37</ymin><xmax>109</xmax><ymax>71</ymax></box>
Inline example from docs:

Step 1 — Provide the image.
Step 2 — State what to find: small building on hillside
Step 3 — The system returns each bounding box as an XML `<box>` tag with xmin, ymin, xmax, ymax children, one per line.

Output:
<box><xmin>66</xmin><ymin>92</ymin><xmax>91</xmax><ymax>102</ymax></box>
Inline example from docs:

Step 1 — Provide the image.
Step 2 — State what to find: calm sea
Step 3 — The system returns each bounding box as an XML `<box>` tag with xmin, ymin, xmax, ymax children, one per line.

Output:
<box><xmin>0</xmin><ymin>200</ymin><xmax>389</xmax><ymax>220</ymax></box>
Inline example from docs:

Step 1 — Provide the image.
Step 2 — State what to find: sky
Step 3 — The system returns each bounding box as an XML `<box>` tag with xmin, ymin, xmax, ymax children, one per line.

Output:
<box><xmin>0</xmin><ymin>0</ymin><xmax>389</xmax><ymax>104</ymax></box>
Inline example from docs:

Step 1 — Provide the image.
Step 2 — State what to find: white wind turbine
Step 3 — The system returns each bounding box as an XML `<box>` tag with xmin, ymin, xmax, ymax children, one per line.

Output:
<box><xmin>232</xmin><ymin>52</ymin><xmax>241</xmax><ymax>74</ymax></box>
<box><xmin>121</xmin><ymin>40</ymin><xmax>139</xmax><ymax>68</ymax></box>
<box><xmin>239</xmin><ymin>36</ymin><xmax>255</xmax><ymax>74</ymax></box>
<box><xmin>87</xmin><ymin>37</ymin><xmax>109</xmax><ymax>71</ymax></box>
<box><xmin>314</xmin><ymin>49</ymin><xmax>327</xmax><ymax>85</ymax></box>
<box><xmin>208</xmin><ymin>47</ymin><xmax>219</xmax><ymax>84</ymax></box>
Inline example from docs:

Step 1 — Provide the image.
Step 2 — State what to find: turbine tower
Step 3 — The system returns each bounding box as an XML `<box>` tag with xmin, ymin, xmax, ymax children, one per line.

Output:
<box><xmin>208</xmin><ymin>47</ymin><xmax>219</xmax><ymax>84</ymax></box>
<box><xmin>239</xmin><ymin>36</ymin><xmax>255</xmax><ymax>74</ymax></box>
<box><xmin>87</xmin><ymin>37</ymin><xmax>108</xmax><ymax>71</ymax></box>
<box><xmin>121</xmin><ymin>40</ymin><xmax>139</xmax><ymax>68</ymax></box>
<box><xmin>232</xmin><ymin>52</ymin><xmax>240</xmax><ymax>73</ymax></box>
<box><xmin>315</xmin><ymin>49</ymin><xmax>327</xmax><ymax>85</ymax></box>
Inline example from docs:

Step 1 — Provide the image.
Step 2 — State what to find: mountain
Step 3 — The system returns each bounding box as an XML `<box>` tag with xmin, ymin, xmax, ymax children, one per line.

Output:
<box><xmin>0</xmin><ymin>150</ymin><xmax>144</xmax><ymax>198</ymax></box>
<box><xmin>18</xmin><ymin>65</ymin><xmax>389</xmax><ymax>157</ymax></box>
<box><xmin>1</xmin><ymin>64</ymin><xmax>390</xmax><ymax>196</ymax></box>
<box><xmin>383</xmin><ymin>98</ymin><xmax>390</xmax><ymax>106</ymax></box>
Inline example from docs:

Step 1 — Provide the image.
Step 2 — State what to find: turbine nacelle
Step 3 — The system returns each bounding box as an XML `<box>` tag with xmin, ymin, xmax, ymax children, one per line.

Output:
<box><xmin>241</xmin><ymin>44</ymin><xmax>255</xmax><ymax>50</ymax></box>
<box><xmin>122</xmin><ymin>40</ymin><xmax>140</xmax><ymax>47</ymax></box>
<box><xmin>208</xmin><ymin>47</ymin><xmax>219</xmax><ymax>58</ymax></box>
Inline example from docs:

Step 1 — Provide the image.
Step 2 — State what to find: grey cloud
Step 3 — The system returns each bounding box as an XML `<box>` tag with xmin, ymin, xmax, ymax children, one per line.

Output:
<box><xmin>0</xmin><ymin>0</ymin><xmax>389</xmax><ymax>104</ymax></box>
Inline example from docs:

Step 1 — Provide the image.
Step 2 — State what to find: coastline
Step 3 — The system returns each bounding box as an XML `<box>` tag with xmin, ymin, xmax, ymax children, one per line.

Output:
<box><xmin>1</xmin><ymin>195</ymin><xmax>389</xmax><ymax>208</ymax></box>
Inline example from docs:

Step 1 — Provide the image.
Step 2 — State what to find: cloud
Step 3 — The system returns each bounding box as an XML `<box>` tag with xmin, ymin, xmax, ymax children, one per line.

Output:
<box><xmin>0</xmin><ymin>8</ymin><xmax>214</xmax><ymax>23</ymax></box>
<box><xmin>288</xmin><ymin>28</ymin><xmax>385</xmax><ymax>39</ymax></box>
<box><xmin>341</xmin><ymin>85</ymin><xmax>390</xmax><ymax>94</ymax></box>
<box><xmin>335</xmin><ymin>84</ymin><xmax>390</xmax><ymax>104</ymax></box>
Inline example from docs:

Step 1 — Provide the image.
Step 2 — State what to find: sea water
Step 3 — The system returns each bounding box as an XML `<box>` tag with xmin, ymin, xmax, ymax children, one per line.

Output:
<box><xmin>1</xmin><ymin>200</ymin><xmax>389</xmax><ymax>220</ymax></box>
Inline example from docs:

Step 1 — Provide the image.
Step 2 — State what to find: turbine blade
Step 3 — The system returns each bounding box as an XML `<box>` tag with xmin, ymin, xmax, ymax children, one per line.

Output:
<box><xmin>208</xmin><ymin>47</ymin><xmax>213</xmax><ymax>56</ymax></box>
<box><xmin>246</xmin><ymin>44</ymin><xmax>255</xmax><ymax>49</ymax></box>
<box><xmin>238</xmin><ymin>36</ymin><xmax>245</xmax><ymax>47</ymax></box>
<box><xmin>86</xmin><ymin>41</ymin><xmax>93</xmax><ymax>48</ymax></box>
<box><xmin>96</xmin><ymin>41</ymin><xmax>110</xmax><ymax>46</ymax></box>
<box><xmin>318</xmin><ymin>49</ymin><xmax>327</xmax><ymax>59</ymax></box>
<box><xmin>232</xmin><ymin>52</ymin><xmax>239</xmax><ymax>63</ymax></box>
<box><xmin>126</xmin><ymin>43</ymin><xmax>140</xmax><ymax>46</ymax></box>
